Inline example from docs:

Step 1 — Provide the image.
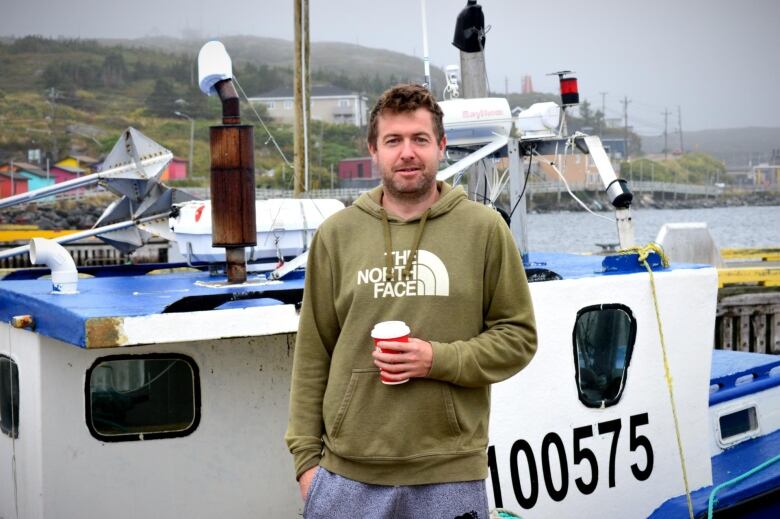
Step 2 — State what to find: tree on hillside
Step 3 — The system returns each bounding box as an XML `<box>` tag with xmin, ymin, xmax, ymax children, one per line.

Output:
<box><xmin>130</xmin><ymin>61</ymin><xmax>162</xmax><ymax>81</ymax></box>
<box><xmin>233</xmin><ymin>63</ymin><xmax>288</xmax><ymax>96</ymax></box>
<box><xmin>101</xmin><ymin>52</ymin><xmax>127</xmax><ymax>88</ymax></box>
<box><xmin>175</xmin><ymin>85</ymin><xmax>217</xmax><ymax>119</ymax></box>
<box><xmin>145</xmin><ymin>78</ymin><xmax>176</xmax><ymax>117</ymax></box>
<box><xmin>42</xmin><ymin>60</ymin><xmax>100</xmax><ymax>90</ymax></box>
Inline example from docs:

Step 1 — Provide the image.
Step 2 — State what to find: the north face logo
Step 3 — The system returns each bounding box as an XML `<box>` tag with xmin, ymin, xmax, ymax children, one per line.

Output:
<box><xmin>357</xmin><ymin>249</ymin><xmax>450</xmax><ymax>298</ymax></box>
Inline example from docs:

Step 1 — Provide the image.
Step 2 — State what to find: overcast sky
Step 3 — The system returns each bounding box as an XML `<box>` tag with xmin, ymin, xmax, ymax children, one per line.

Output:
<box><xmin>2</xmin><ymin>0</ymin><xmax>779</xmax><ymax>133</ymax></box>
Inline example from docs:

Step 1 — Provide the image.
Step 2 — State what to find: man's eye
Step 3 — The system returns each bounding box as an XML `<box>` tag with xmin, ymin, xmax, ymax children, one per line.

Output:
<box><xmin>385</xmin><ymin>138</ymin><xmax>399</xmax><ymax>145</ymax></box>
<box><xmin>415</xmin><ymin>137</ymin><xmax>430</xmax><ymax>144</ymax></box>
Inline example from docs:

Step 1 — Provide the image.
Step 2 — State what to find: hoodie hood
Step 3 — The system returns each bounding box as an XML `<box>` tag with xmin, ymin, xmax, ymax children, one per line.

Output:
<box><xmin>353</xmin><ymin>181</ymin><xmax>467</xmax><ymax>282</ymax></box>
<box><xmin>353</xmin><ymin>181</ymin><xmax>466</xmax><ymax>222</ymax></box>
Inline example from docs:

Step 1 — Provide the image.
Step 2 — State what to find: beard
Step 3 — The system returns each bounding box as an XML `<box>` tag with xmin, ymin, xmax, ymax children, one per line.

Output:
<box><xmin>381</xmin><ymin>163</ymin><xmax>438</xmax><ymax>203</ymax></box>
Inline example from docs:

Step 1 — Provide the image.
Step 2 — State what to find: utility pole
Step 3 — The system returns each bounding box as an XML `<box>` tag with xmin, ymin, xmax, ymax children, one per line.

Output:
<box><xmin>46</xmin><ymin>87</ymin><xmax>62</xmax><ymax>161</ymax></box>
<box><xmin>677</xmin><ymin>105</ymin><xmax>684</xmax><ymax>155</ymax></box>
<box><xmin>174</xmin><ymin>111</ymin><xmax>195</xmax><ymax>178</ymax></box>
<box><xmin>662</xmin><ymin>108</ymin><xmax>671</xmax><ymax>160</ymax></box>
<box><xmin>599</xmin><ymin>91</ymin><xmax>607</xmax><ymax>136</ymax></box>
<box><xmin>293</xmin><ymin>0</ymin><xmax>310</xmax><ymax>196</ymax></box>
<box><xmin>505</xmin><ymin>76</ymin><xmax>509</xmax><ymax>96</ymax></box>
<box><xmin>621</xmin><ymin>96</ymin><xmax>631</xmax><ymax>160</ymax></box>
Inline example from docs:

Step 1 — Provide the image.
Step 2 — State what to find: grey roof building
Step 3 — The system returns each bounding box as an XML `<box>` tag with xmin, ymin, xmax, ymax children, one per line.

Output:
<box><xmin>249</xmin><ymin>85</ymin><xmax>368</xmax><ymax>127</ymax></box>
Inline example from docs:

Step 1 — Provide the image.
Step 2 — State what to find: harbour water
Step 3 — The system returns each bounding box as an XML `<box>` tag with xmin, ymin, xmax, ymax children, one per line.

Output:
<box><xmin>527</xmin><ymin>205</ymin><xmax>780</xmax><ymax>254</ymax></box>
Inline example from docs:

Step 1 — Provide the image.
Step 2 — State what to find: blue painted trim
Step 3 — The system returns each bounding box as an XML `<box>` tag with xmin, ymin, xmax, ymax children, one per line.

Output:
<box><xmin>710</xmin><ymin>375</ymin><xmax>780</xmax><ymax>406</ymax></box>
<box><xmin>525</xmin><ymin>252</ymin><xmax>708</xmax><ymax>281</ymax></box>
<box><xmin>602</xmin><ymin>251</ymin><xmax>665</xmax><ymax>274</ymax></box>
<box><xmin>649</xmin><ymin>428</ymin><xmax>780</xmax><ymax>517</ymax></box>
<box><xmin>708</xmin><ymin>454</ymin><xmax>780</xmax><ymax>518</ymax></box>
<box><xmin>709</xmin><ymin>350</ymin><xmax>780</xmax><ymax>406</ymax></box>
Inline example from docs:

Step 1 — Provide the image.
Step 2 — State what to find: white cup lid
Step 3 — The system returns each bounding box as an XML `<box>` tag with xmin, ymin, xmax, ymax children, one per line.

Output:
<box><xmin>371</xmin><ymin>320</ymin><xmax>410</xmax><ymax>339</ymax></box>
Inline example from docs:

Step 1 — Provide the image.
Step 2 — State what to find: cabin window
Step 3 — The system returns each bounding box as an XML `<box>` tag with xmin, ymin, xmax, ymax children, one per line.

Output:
<box><xmin>718</xmin><ymin>405</ymin><xmax>758</xmax><ymax>447</ymax></box>
<box><xmin>573</xmin><ymin>304</ymin><xmax>636</xmax><ymax>408</ymax></box>
<box><xmin>86</xmin><ymin>354</ymin><xmax>200</xmax><ymax>442</ymax></box>
<box><xmin>0</xmin><ymin>355</ymin><xmax>19</xmax><ymax>439</ymax></box>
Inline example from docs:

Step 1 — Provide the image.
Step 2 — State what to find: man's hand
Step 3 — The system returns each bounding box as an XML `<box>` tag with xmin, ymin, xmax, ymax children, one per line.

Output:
<box><xmin>372</xmin><ymin>337</ymin><xmax>433</xmax><ymax>383</ymax></box>
<box><xmin>298</xmin><ymin>465</ymin><xmax>319</xmax><ymax>501</ymax></box>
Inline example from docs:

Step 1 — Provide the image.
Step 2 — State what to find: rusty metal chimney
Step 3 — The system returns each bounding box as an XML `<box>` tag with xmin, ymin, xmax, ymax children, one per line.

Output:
<box><xmin>210</xmin><ymin>78</ymin><xmax>256</xmax><ymax>284</ymax></box>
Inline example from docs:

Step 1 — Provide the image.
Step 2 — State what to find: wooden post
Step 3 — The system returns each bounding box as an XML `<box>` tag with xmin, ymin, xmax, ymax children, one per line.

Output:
<box><xmin>293</xmin><ymin>0</ymin><xmax>308</xmax><ymax>197</ymax></box>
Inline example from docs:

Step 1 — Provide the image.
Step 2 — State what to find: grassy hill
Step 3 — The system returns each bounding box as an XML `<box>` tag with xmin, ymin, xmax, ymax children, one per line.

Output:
<box><xmin>0</xmin><ymin>35</ymin><xmax>445</xmax><ymax>183</ymax></box>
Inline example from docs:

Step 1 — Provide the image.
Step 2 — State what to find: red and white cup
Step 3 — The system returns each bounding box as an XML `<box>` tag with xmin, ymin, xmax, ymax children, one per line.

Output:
<box><xmin>371</xmin><ymin>320</ymin><xmax>411</xmax><ymax>385</ymax></box>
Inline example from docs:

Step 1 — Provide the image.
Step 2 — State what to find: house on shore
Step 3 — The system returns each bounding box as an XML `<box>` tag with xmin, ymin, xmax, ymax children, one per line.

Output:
<box><xmin>249</xmin><ymin>85</ymin><xmax>369</xmax><ymax>127</ymax></box>
<box><xmin>56</xmin><ymin>154</ymin><xmax>99</xmax><ymax>174</ymax></box>
<box><xmin>0</xmin><ymin>162</ymin><xmax>56</xmax><ymax>192</ymax></box>
<box><xmin>0</xmin><ymin>172</ymin><xmax>28</xmax><ymax>198</ymax></box>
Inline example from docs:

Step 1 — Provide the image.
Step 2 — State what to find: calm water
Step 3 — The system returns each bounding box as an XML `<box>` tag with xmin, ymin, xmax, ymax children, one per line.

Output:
<box><xmin>526</xmin><ymin>205</ymin><xmax>780</xmax><ymax>254</ymax></box>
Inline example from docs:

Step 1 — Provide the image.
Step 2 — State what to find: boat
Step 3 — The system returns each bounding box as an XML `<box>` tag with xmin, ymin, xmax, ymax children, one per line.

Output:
<box><xmin>1</xmin><ymin>2</ymin><xmax>778</xmax><ymax>518</ymax></box>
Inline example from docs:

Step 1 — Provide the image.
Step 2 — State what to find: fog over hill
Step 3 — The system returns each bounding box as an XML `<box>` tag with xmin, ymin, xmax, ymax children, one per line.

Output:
<box><xmin>102</xmin><ymin>36</ymin><xmax>446</xmax><ymax>94</ymax></box>
<box><xmin>641</xmin><ymin>127</ymin><xmax>780</xmax><ymax>167</ymax></box>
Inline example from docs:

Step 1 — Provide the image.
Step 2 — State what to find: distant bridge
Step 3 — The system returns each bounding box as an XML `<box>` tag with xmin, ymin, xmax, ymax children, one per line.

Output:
<box><xmin>182</xmin><ymin>181</ymin><xmax>732</xmax><ymax>202</ymax></box>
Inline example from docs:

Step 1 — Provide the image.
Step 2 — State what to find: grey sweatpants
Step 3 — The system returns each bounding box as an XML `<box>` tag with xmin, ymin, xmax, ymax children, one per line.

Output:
<box><xmin>303</xmin><ymin>467</ymin><xmax>489</xmax><ymax>519</ymax></box>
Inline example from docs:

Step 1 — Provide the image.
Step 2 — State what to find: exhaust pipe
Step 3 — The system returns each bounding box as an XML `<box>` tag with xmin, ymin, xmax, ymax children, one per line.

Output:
<box><xmin>29</xmin><ymin>238</ymin><xmax>79</xmax><ymax>294</ymax></box>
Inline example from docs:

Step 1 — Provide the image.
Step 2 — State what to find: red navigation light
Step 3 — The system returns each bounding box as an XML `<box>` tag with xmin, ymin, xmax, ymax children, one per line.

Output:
<box><xmin>560</xmin><ymin>76</ymin><xmax>579</xmax><ymax>106</ymax></box>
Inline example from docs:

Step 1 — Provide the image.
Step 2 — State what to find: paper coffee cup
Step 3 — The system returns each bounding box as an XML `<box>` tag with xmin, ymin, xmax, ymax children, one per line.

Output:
<box><xmin>371</xmin><ymin>321</ymin><xmax>411</xmax><ymax>385</ymax></box>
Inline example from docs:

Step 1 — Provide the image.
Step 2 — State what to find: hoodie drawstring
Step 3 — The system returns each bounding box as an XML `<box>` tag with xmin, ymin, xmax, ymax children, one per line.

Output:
<box><xmin>381</xmin><ymin>209</ymin><xmax>394</xmax><ymax>281</ymax></box>
<box><xmin>402</xmin><ymin>209</ymin><xmax>430</xmax><ymax>280</ymax></box>
<box><xmin>380</xmin><ymin>208</ymin><xmax>431</xmax><ymax>282</ymax></box>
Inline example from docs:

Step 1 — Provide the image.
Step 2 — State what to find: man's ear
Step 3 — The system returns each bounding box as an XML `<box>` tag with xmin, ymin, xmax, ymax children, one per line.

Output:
<box><xmin>438</xmin><ymin>135</ymin><xmax>447</xmax><ymax>159</ymax></box>
<box><xmin>368</xmin><ymin>143</ymin><xmax>378</xmax><ymax>161</ymax></box>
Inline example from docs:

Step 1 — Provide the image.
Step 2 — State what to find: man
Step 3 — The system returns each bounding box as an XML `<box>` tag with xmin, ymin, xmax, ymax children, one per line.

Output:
<box><xmin>285</xmin><ymin>83</ymin><xmax>536</xmax><ymax>518</ymax></box>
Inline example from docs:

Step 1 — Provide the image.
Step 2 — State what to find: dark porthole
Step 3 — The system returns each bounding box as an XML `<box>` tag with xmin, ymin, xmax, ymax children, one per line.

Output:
<box><xmin>85</xmin><ymin>354</ymin><xmax>200</xmax><ymax>442</ymax></box>
<box><xmin>0</xmin><ymin>355</ymin><xmax>20</xmax><ymax>439</ymax></box>
<box><xmin>573</xmin><ymin>304</ymin><xmax>637</xmax><ymax>408</ymax></box>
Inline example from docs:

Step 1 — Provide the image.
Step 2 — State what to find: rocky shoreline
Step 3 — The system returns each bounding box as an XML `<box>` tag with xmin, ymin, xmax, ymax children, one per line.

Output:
<box><xmin>527</xmin><ymin>191</ymin><xmax>780</xmax><ymax>213</ymax></box>
<box><xmin>0</xmin><ymin>196</ymin><xmax>112</xmax><ymax>230</ymax></box>
<box><xmin>1</xmin><ymin>191</ymin><xmax>778</xmax><ymax>230</ymax></box>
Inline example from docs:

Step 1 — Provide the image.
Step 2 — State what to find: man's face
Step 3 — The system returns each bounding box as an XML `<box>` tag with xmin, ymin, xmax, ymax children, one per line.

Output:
<box><xmin>369</xmin><ymin>108</ymin><xmax>446</xmax><ymax>203</ymax></box>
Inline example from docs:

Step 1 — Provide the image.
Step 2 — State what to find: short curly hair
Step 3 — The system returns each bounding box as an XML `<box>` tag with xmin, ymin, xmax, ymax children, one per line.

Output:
<box><xmin>367</xmin><ymin>84</ymin><xmax>445</xmax><ymax>149</ymax></box>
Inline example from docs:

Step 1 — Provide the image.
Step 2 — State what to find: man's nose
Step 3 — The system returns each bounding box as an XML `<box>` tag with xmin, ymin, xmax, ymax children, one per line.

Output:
<box><xmin>399</xmin><ymin>139</ymin><xmax>415</xmax><ymax>160</ymax></box>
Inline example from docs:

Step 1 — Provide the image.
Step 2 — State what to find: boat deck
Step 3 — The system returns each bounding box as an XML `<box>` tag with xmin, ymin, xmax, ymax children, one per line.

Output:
<box><xmin>0</xmin><ymin>264</ymin><xmax>304</xmax><ymax>348</ymax></box>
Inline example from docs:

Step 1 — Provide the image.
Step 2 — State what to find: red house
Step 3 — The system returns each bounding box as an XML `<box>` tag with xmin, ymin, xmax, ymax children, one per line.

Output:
<box><xmin>0</xmin><ymin>171</ymin><xmax>29</xmax><ymax>198</ymax></box>
<box><xmin>49</xmin><ymin>165</ymin><xmax>87</xmax><ymax>184</ymax></box>
<box><xmin>338</xmin><ymin>157</ymin><xmax>377</xmax><ymax>180</ymax></box>
<box><xmin>160</xmin><ymin>157</ymin><xmax>188</xmax><ymax>181</ymax></box>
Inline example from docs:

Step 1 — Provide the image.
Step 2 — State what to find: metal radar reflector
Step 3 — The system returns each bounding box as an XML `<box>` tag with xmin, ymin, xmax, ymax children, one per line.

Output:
<box><xmin>548</xmin><ymin>70</ymin><xmax>579</xmax><ymax>107</ymax></box>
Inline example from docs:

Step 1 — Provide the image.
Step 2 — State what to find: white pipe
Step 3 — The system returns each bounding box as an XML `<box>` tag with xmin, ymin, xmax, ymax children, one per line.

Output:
<box><xmin>29</xmin><ymin>238</ymin><xmax>79</xmax><ymax>294</ymax></box>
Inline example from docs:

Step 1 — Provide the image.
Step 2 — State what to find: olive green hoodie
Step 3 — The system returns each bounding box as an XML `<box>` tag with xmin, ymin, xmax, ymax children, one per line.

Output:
<box><xmin>285</xmin><ymin>182</ymin><xmax>537</xmax><ymax>486</ymax></box>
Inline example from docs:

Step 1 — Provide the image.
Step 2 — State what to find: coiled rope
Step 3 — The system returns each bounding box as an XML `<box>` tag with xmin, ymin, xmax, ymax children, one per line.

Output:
<box><xmin>619</xmin><ymin>243</ymin><xmax>694</xmax><ymax>519</ymax></box>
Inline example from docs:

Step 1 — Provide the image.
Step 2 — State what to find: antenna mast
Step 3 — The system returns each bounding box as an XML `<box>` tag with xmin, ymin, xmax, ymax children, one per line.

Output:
<box><xmin>421</xmin><ymin>0</ymin><xmax>432</xmax><ymax>89</ymax></box>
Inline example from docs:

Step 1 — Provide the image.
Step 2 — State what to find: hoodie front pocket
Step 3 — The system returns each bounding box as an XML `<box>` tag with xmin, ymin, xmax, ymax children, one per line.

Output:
<box><xmin>326</xmin><ymin>370</ymin><xmax>462</xmax><ymax>460</ymax></box>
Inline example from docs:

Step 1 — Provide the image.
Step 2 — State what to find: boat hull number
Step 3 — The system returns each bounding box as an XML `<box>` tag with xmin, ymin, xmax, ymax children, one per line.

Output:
<box><xmin>488</xmin><ymin>413</ymin><xmax>654</xmax><ymax>508</ymax></box>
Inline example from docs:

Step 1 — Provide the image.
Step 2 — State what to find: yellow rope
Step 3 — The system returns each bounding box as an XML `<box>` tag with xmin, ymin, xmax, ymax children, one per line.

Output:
<box><xmin>620</xmin><ymin>243</ymin><xmax>694</xmax><ymax>519</ymax></box>
<box><xmin>616</xmin><ymin>242</ymin><xmax>670</xmax><ymax>268</ymax></box>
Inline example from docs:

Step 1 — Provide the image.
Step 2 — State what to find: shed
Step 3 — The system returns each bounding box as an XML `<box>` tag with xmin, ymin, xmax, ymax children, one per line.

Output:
<box><xmin>0</xmin><ymin>161</ymin><xmax>55</xmax><ymax>192</ymax></box>
<box><xmin>161</xmin><ymin>157</ymin><xmax>188</xmax><ymax>181</ymax></box>
<box><xmin>49</xmin><ymin>165</ymin><xmax>86</xmax><ymax>184</ymax></box>
<box><xmin>0</xmin><ymin>171</ymin><xmax>29</xmax><ymax>198</ymax></box>
<box><xmin>56</xmin><ymin>154</ymin><xmax>99</xmax><ymax>174</ymax></box>
<box><xmin>338</xmin><ymin>157</ymin><xmax>376</xmax><ymax>180</ymax></box>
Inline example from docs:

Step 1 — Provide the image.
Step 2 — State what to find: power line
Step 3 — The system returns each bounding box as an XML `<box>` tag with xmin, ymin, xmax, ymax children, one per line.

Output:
<box><xmin>662</xmin><ymin>107</ymin><xmax>671</xmax><ymax>159</ymax></box>
<box><xmin>622</xmin><ymin>96</ymin><xmax>631</xmax><ymax>159</ymax></box>
<box><xmin>677</xmin><ymin>105</ymin><xmax>684</xmax><ymax>154</ymax></box>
